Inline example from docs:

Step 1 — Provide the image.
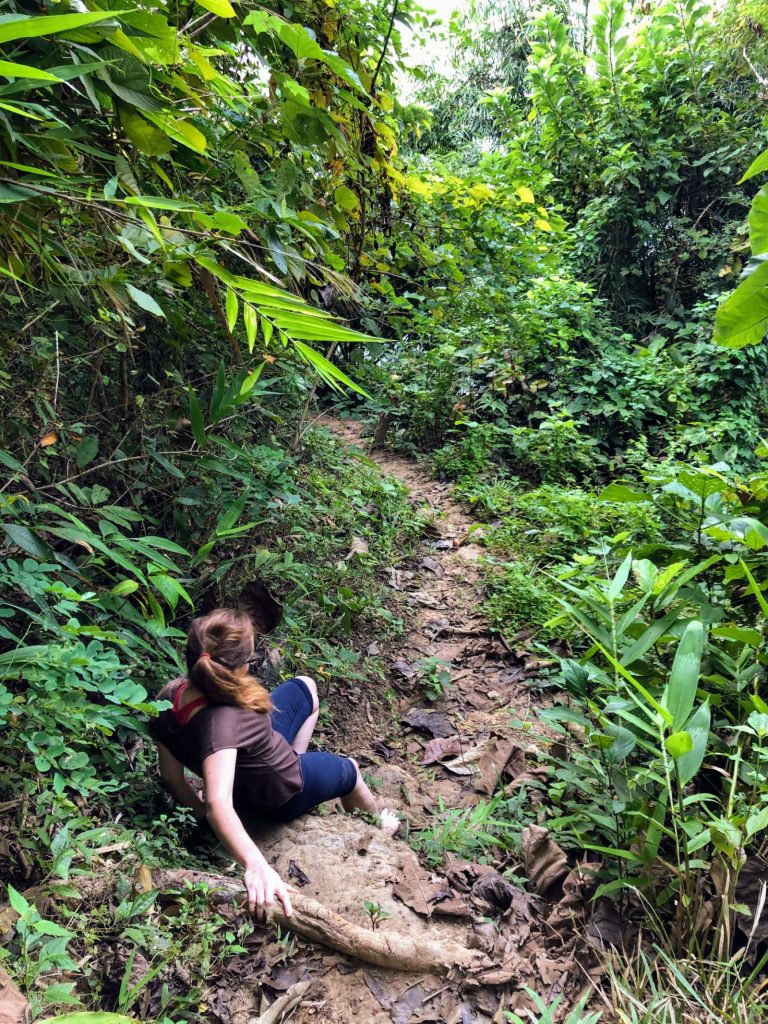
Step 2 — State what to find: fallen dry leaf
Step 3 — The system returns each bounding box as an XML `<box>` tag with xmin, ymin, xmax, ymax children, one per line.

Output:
<box><xmin>39</xmin><ymin>431</ymin><xmax>57</xmax><ymax>447</ymax></box>
<box><xmin>473</xmin><ymin>738</ymin><xmax>520</xmax><ymax>796</ymax></box>
<box><xmin>345</xmin><ymin>536</ymin><xmax>370</xmax><ymax>559</ymax></box>
<box><xmin>392</xmin><ymin>859</ymin><xmax>470</xmax><ymax>920</ymax></box>
<box><xmin>422</xmin><ymin>735</ymin><xmax>463</xmax><ymax>765</ymax></box>
<box><xmin>0</xmin><ymin>966</ymin><xmax>28</xmax><ymax>1024</ymax></box>
<box><xmin>734</xmin><ymin>858</ymin><xmax>768</xmax><ymax>944</ymax></box>
<box><xmin>521</xmin><ymin>825</ymin><xmax>569</xmax><ymax>898</ymax></box>
<box><xmin>402</xmin><ymin>708</ymin><xmax>456</xmax><ymax>738</ymax></box>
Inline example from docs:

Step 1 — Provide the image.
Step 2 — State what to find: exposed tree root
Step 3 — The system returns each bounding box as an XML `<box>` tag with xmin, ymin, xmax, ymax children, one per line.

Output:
<box><xmin>0</xmin><ymin>867</ymin><xmax>519</xmax><ymax>986</ymax></box>
<box><xmin>147</xmin><ymin>868</ymin><xmax>518</xmax><ymax>983</ymax></box>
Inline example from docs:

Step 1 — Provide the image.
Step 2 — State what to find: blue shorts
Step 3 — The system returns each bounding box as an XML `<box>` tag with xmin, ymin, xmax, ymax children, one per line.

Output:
<box><xmin>264</xmin><ymin>678</ymin><xmax>358</xmax><ymax>822</ymax></box>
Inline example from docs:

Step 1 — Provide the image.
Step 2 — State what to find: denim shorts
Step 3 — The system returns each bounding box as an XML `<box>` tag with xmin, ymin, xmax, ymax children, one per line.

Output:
<box><xmin>264</xmin><ymin>677</ymin><xmax>358</xmax><ymax>822</ymax></box>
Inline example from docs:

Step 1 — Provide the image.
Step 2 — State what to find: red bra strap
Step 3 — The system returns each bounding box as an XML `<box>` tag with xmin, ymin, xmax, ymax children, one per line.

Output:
<box><xmin>172</xmin><ymin>681</ymin><xmax>209</xmax><ymax>726</ymax></box>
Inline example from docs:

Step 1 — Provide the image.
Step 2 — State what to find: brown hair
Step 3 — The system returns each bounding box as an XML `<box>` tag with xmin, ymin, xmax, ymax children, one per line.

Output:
<box><xmin>185</xmin><ymin>608</ymin><xmax>271</xmax><ymax>713</ymax></box>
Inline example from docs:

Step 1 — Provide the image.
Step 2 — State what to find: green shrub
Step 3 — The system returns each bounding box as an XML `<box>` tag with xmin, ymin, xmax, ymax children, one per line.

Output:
<box><xmin>483</xmin><ymin>483</ymin><xmax>661</xmax><ymax>562</ymax></box>
<box><xmin>483</xmin><ymin>557</ymin><xmax>562</xmax><ymax>643</ymax></box>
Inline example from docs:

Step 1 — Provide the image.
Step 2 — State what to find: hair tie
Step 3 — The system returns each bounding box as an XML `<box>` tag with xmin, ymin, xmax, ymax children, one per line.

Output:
<box><xmin>198</xmin><ymin>651</ymin><xmax>212</xmax><ymax>661</ymax></box>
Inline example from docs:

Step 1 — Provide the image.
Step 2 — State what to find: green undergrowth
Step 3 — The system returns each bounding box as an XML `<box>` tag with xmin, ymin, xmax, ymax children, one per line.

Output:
<box><xmin>0</xmin><ymin>423</ymin><xmax>425</xmax><ymax>891</ymax></box>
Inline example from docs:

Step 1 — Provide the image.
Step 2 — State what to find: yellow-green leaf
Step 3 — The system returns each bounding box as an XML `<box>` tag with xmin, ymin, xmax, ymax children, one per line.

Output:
<box><xmin>225</xmin><ymin>287</ymin><xmax>238</xmax><ymax>332</ymax></box>
<box><xmin>515</xmin><ymin>186</ymin><xmax>535</xmax><ymax>204</ymax></box>
<box><xmin>0</xmin><ymin>61</ymin><xmax>62</xmax><ymax>82</ymax></box>
<box><xmin>195</xmin><ymin>0</ymin><xmax>236</xmax><ymax>17</ymax></box>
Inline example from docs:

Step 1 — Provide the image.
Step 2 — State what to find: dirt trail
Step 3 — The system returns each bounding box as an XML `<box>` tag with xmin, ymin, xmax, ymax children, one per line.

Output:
<box><xmin>225</xmin><ymin>419</ymin><xmax>596</xmax><ymax>1024</ymax></box>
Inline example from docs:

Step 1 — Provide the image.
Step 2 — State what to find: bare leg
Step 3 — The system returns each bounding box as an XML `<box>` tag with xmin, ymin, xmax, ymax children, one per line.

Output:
<box><xmin>291</xmin><ymin>675</ymin><xmax>319</xmax><ymax>754</ymax></box>
<box><xmin>341</xmin><ymin>761</ymin><xmax>400</xmax><ymax>836</ymax></box>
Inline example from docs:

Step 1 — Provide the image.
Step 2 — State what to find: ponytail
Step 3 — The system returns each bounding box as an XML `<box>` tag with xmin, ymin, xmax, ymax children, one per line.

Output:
<box><xmin>186</xmin><ymin>608</ymin><xmax>271</xmax><ymax>713</ymax></box>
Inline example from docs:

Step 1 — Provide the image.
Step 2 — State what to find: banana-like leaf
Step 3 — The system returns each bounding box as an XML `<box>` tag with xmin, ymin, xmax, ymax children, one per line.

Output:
<box><xmin>663</xmin><ymin>619</ymin><xmax>704</xmax><ymax>731</ymax></box>
<box><xmin>676</xmin><ymin>703</ymin><xmax>711</xmax><ymax>785</ymax></box>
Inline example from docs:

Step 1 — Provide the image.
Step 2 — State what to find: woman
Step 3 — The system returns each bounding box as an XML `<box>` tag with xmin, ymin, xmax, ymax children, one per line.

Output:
<box><xmin>148</xmin><ymin>608</ymin><xmax>398</xmax><ymax>920</ymax></box>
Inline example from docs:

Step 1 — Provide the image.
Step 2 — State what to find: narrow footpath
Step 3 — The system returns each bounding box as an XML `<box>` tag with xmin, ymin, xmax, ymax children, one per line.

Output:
<box><xmin>213</xmin><ymin>419</ymin><xmax>604</xmax><ymax>1024</ymax></box>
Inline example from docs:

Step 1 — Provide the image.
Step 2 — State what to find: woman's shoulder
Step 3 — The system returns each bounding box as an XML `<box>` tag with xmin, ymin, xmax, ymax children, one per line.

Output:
<box><xmin>155</xmin><ymin>676</ymin><xmax>186</xmax><ymax>703</ymax></box>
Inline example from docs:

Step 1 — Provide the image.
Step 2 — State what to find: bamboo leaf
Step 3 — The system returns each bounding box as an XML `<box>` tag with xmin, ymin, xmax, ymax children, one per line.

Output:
<box><xmin>243</xmin><ymin>303</ymin><xmax>257</xmax><ymax>351</ymax></box>
<box><xmin>0</xmin><ymin>61</ymin><xmax>62</xmax><ymax>82</ymax></box>
<box><xmin>292</xmin><ymin>340</ymin><xmax>370</xmax><ymax>397</ymax></box>
<box><xmin>0</xmin><ymin>11</ymin><xmax>125</xmax><ymax>44</ymax></box>
<box><xmin>225</xmin><ymin>287</ymin><xmax>238</xmax><ymax>331</ymax></box>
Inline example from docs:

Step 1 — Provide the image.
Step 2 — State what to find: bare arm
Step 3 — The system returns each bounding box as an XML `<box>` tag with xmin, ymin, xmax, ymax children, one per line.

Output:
<box><xmin>202</xmin><ymin>747</ymin><xmax>293</xmax><ymax>918</ymax></box>
<box><xmin>157</xmin><ymin>743</ymin><xmax>206</xmax><ymax>821</ymax></box>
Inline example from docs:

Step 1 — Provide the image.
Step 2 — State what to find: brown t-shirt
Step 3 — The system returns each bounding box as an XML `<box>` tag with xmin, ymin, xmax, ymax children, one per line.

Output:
<box><xmin>148</xmin><ymin>681</ymin><xmax>302</xmax><ymax>810</ymax></box>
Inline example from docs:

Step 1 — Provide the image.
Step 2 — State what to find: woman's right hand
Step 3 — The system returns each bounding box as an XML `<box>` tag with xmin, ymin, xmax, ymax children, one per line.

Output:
<box><xmin>244</xmin><ymin>861</ymin><xmax>294</xmax><ymax>920</ymax></box>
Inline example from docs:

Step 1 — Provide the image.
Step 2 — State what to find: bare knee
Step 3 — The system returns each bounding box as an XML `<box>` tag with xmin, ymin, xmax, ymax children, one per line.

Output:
<box><xmin>297</xmin><ymin>675</ymin><xmax>319</xmax><ymax>713</ymax></box>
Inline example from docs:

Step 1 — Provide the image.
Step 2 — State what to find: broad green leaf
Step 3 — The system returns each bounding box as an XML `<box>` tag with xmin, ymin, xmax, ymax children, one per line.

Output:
<box><xmin>749</xmin><ymin>184</ymin><xmax>768</xmax><ymax>255</ymax></box>
<box><xmin>515</xmin><ymin>186</ymin><xmax>535</xmax><ymax>204</ymax></box>
<box><xmin>334</xmin><ymin>185</ymin><xmax>358</xmax><ymax>212</ymax></box>
<box><xmin>665</xmin><ymin>730</ymin><xmax>693</xmax><ymax>759</ymax></box>
<box><xmin>710</xmin><ymin>624</ymin><xmax>762</xmax><ymax>647</ymax></box>
<box><xmin>0</xmin><ymin>12</ymin><xmax>124</xmax><ymax>44</ymax></box>
<box><xmin>125</xmin><ymin>283</ymin><xmax>165</xmax><ymax>318</ymax></box>
<box><xmin>0</xmin><ymin>61</ymin><xmax>62</xmax><ymax>82</ymax></box>
<box><xmin>143</xmin><ymin>112</ymin><xmax>206</xmax><ymax>153</ymax></box>
<box><xmin>676</xmin><ymin>703</ymin><xmax>711</xmax><ymax>785</ymax></box>
<box><xmin>75</xmin><ymin>435</ymin><xmax>99</xmax><ymax>468</ymax></box>
<box><xmin>119</xmin><ymin>104</ymin><xmax>173</xmax><ymax>156</ymax></box>
<box><xmin>746</xmin><ymin>803</ymin><xmax>768</xmax><ymax>840</ymax></box>
<box><xmin>597</xmin><ymin>483</ymin><xmax>652</xmax><ymax>503</ymax></box>
<box><xmin>739</xmin><ymin>147</ymin><xmax>768</xmax><ymax>184</ymax></box>
<box><xmin>225</xmin><ymin>287</ymin><xmax>238</xmax><ymax>331</ymax></box>
<box><xmin>7</xmin><ymin>883</ymin><xmax>30</xmax><ymax>915</ymax></box>
<box><xmin>663</xmin><ymin>620</ymin><xmax>703</xmax><ymax>730</ymax></box>
<box><xmin>3</xmin><ymin>524</ymin><xmax>49</xmax><ymax>558</ymax></box>
<box><xmin>714</xmin><ymin>259</ymin><xmax>768</xmax><ymax>349</ymax></box>
<box><xmin>150</xmin><ymin>573</ymin><xmax>193</xmax><ymax>610</ymax></box>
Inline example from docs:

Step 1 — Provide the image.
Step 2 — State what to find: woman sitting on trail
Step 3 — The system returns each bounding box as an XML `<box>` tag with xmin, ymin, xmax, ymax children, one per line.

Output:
<box><xmin>149</xmin><ymin>608</ymin><xmax>398</xmax><ymax>919</ymax></box>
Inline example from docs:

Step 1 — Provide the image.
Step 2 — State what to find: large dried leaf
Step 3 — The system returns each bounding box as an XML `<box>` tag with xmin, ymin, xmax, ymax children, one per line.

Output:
<box><xmin>0</xmin><ymin>967</ymin><xmax>28</xmax><ymax>1024</ymax></box>
<box><xmin>521</xmin><ymin>825</ymin><xmax>569</xmax><ymax>898</ymax></box>
<box><xmin>401</xmin><ymin>709</ymin><xmax>456</xmax><ymax>738</ymax></box>
<box><xmin>422</xmin><ymin>735</ymin><xmax>463</xmax><ymax>764</ymax></box>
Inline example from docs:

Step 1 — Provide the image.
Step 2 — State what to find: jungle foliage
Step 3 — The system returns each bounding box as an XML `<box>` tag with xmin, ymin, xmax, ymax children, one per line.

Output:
<box><xmin>337</xmin><ymin>0</ymin><xmax>768</xmax><ymax>1010</ymax></box>
<box><xmin>3</xmin><ymin>0</ymin><xmax>768</xmax><ymax>1017</ymax></box>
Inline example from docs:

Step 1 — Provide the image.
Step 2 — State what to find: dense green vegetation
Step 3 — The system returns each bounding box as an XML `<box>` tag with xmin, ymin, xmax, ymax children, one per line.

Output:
<box><xmin>3</xmin><ymin>0</ymin><xmax>768</xmax><ymax>1018</ymax></box>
